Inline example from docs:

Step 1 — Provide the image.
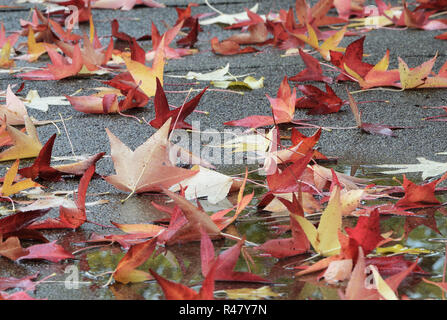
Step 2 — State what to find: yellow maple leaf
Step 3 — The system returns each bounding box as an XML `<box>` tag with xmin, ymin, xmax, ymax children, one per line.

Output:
<box><xmin>123</xmin><ymin>37</ymin><xmax>165</xmax><ymax>98</ymax></box>
<box><xmin>0</xmin><ymin>41</ymin><xmax>14</xmax><ymax>69</ymax></box>
<box><xmin>369</xmin><ymin>265</ymin><xmax>398</xmax><ymax>300</ymax></box>
<box><xmin>293</xmin><ymin>24</ymin><xmax>346</xmax><ymax>61</ymax></box>
<box><xmin>398</xmin><ymin>54</ymin><xmax>437</xmax><ymax>89</ymax></box>
<box><xmin>223</xmin><ymin>286</ymin><xmax>280</xmax><ymax>300</ymax></box>
<box><xmin>294</xmin><ymin>184</ymin><xmax>342</xmax><ymax>256</ymax></box>
<box><xmin>343</xmin><ymin>50</ymin><xmax>400</xmax><ymax>89</ymax></box>
<box><xmin>1</xmin><ymin>159</ymin><xmax>41</xmax><ymax>197</ymax></box>
<box><xmin>26</xmin><ymin>27</ymin><xmax>47</xmax><ymax>62</ymax></box>
<box><xmin>0</xmin><ymin>116</ymin><xmax>42</xmax><ymax>161</ymax></box>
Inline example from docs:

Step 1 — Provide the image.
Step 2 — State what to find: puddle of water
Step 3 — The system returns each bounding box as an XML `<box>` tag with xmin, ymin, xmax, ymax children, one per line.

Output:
<box><xmin>2</xmin><ymin>163</ymin><xmax>447</xmax><ymax>300</ymax></box>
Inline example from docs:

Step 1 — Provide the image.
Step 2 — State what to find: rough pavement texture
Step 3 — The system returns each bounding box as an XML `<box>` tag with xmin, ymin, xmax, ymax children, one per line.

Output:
<box><xmin>0</xmin><ymin>0</ymin><xmax>446</xmax><ymax>299</ymax></box>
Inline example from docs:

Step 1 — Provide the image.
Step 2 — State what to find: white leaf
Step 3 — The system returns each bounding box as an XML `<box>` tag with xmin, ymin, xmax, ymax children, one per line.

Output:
<box><xmin>200</xmin><ymin>4</ymin><xmax>260</xmax><ymax>25</ymax></box>
<box><xmin>24</xmin><ymin>90</ymin><xmax>70</xmax><ymax>112</ymax></box>
<box><xmin>374</xmin><ymin>157</ymin><xmax>447</xmax><ymax>180</ymax></box>
<box><xmin>169</xmin><ymin>166</ymin><xmax>235</xmax><ymax>204</ymax></box>
<box><xmin>167</xmin><ymin>64</ymin><xmax>253</xmax><ymax>82</ymax></box>
<box><xmin>185</xmin><ymin>64</ymin><xmax>232</xmax><ymax>81</ymax></box>
<box><xmin>212</xmin><ymin>76</ymin><xmax>264</xmax><ymax>90</ymax></box>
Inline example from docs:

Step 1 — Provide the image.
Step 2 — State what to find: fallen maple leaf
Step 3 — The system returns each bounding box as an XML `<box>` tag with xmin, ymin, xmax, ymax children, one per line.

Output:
<box><xmin>1</xmin><ymin>159</ymin><xmax>41</xmax><ymax>197</ymax></box>
<box><xmin>176</xmin><ymin>18</ymin><xmax>200</xmax><ymax>48</ymax></box>
<box><xmin>0</xmin><ymin>274</ymin><xmax>38</xmax><ymax>291</ymax></box>
<box><xmin>149</xmin><ymin>262</ymin><xmax>216</xmax><ymax>300</ymax></box>
<box><xmin>156</xmin><ymin>188</ymin><xmax>221</xmax><ymax>245</ymax></box>
<box><xmin>92</xmin><ymin>0</ymin><xmax>165</xmax><ymax>10</ymax></box>
<box><xmin>374</xmin><ymin>157</ymin><xmax>447</xmax><ymax>180</ymax></box>
<box><xmin>56</xmin><ymin>34</ymin><xmax>109</xmax><ymax>72</ymax></box>
<box><xmin>289</xmin><ymin>49</ymin><xmax>333</xmax><ymax>84</ymax></box>
<box><xmin>0</xmin><ymin>236</ymin><xmax>28</xmax><ymax>260</ymax></box>
<box><xmin>0</xmin><ymin>41</ymin><xmax>14</xmax><ymax>69</ymax></box>
<box><xmin>52</xmin><ymin>153</ymin><xmax>105</xmax><ymax>177</ymax></box>
<box><xmin>395</xmin><ymin>172</ymin><xmax>447</xmax><ymax>209</ymax></box>
<box><xmin>0</xmin><ymin>23</ymin><xmax>19</xmax><ymax>48</ymax></box>
<box><xmin>293</xmin><ymin>24</ymin><xmax>347</xmax><ymax>61</ymax></box>
<box><xmin>292</xmin><ymin>0</ymin><xmax>347</xmax><ymax>27</ymax></box>
<box><xmin>0</xmin><ymin>116</ymin><xmax>42</xmax><ymax>161</ymax></box>
<box><xmin>104</xmin><ymin>118</ymin><xmax>197</xmax><ymax>197</ymax></box>
<box><xmin>395</xmin><ymin>1</ymin><xmax>447</xmax><ymax>30</ymax></box>
<box><xmin>17</xmin><ymin>44</ymin><xmax>83</xmax><ymax>80</ymax></box>
<box><xmin>398</xmin><ymin>54</ymin><xmax>437</xmax><ymax>89</ymax></box>
<box><xmin>24</xmin><ymin>90</ymin><xmax>71</xmax><ymax>113</ymax></box>
<box><xmin>335</xmin><ymin>37</ymin><xmax>400</xmax><ymax>89</ymax></box>
<box><xmin>366</xmin><ymin>255</ymin><xmax>427</xmax><ymax>276</ymax></box>
<box><xmin>146</xmin><ymin>22</ymin><xmax>197</xmax><ymax>61</ymax></box>
<box><xmin>224</xmin><ymin>76</ymin><xmax>301</xmax><ymax>128</ymax></box>
<box><xmin>123</xmin><ymin>37</ymin><xmax>165</xmax><ymax>98</ymax></box>
<box><xmin>113</xmin><ymin>238</ymin><xmax>157</xmax><ymax>284</ymax></box>
<box><xmin>17</xmin><ymin>240</ymin><xmax>74</xmax><ymax>263</ymax></box>
<box><xmin>345</xmin><ymin>208</ymin><xmax>384</xmax><ymax>255</ymax></box>
<box><xmin>403</xmin><ymin>207</ymin><xmax>441</xmax><ymax>238</ymax></box>
<box><xmin>30</xmin><ymin>162</ymin><xmax>97</xmax><ymax>229</ymax></box>
<box><xmin>257</xmin><ymin>194</ymin><xmax>310</xmax><ymax>258</ymax></box>
<box><xmin>48</xmin><ymin>18</ymin><xmax>82</xmax><ymax>43</ymax></box>
<box><xmin>224</xmin><ymin>7</ymin><xmax>265</xmax><ymax>30</ymax></box>
<box><xmin>210</xmin><ymin>37</ymin><xmax>259</xmax><ymax>55</ymax></box>
<box><xmin>347</xmin><ymin>88</ymin><xmax>398</xmax><ymax>136</ymax></box>
<box><xmin>201</xmin><ymin>230</ymin><xmax>269</xmax><ymax>283</ymax></box>
<box><xmin>15</xmin><ymin>27</ymin><xmax>52</xmax><ymax>62</ymax></box>
<box><xmin>322</xmin><ymin>258</ymin><xmax>353</xmax><ymax>284</ymax></box>
<box><xmin>200</xmin><ymin>4</ymin><xmax>260</xmax><ymax>25</ymax></box>
<box><xmin>149</xmin><ymin>78</ymin><xmax>208</xmax><ymax>130</ymax></box>
<box><xmin>341</xmin><ymin>247</ymin><xmax>418</xmax><ymax>299</ymax></box>
<box><xmin>86</xmin><ymin>232</ymin><xmax>154</xmax><ymax>250</ymax></box>
<box><xmin>226</xmin><ymin>21</ymin><xmax>269</xmax><ymax>45</ymax></box>
<box><xmin>17</xmin><ymin>134</ymin><xmax>62</xmax><ymax>181</ymax></box>
<box><xmin>295</xmin><ymin>83</ymin><xmax>344</xmax><ymax>114</ymax></box>
<box><xmin>169</xmin><ymin>165</ymin><xmax>238</xmax><ymax>204</ymax></box>
<box><xmin>330</xmin><ymin>36</ymin><xmax>374</xmax><ymax>82</ymax></box>
<box><xmin>111</xmin><ymin>221</ymin><xmax>165</xmax><ymax>238</ymax></box>
<box><xmin>295</xmin><ymin>177</ymin><xmax>343</xmax><ymax>256</ymax></box>
<box><xmin>0</xmin><ymin>209</ymin><xmax>50</xmax><ymax>235</ymax></box>
<box><xmin>0</xmin><ymin>85</ymin><xmax>29</xmax><ymax>126</ymax></box>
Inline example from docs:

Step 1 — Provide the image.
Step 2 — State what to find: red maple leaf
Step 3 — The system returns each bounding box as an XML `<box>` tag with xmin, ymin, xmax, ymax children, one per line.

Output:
<box><xmin>289</xmin><ymin>49</ymin><xmax>332</xmax><ymax>83</ymax></box>
<box><xmin>28</xmin><ymin>163</ymin><xmax>97</xmax><ymax>229</ymax></box>
<box><xmin>201</xmin><ymin>230</ymin><xmax>269</xmax><ymax>283</ymax></box>
<box><xmin>210</xmin><ymin>37</ymin><xmax>259</xmax><ymax>55</ymax></box>
<box><xmin>395</xmin><ymin>172</ymin><xmax>447</xmax><ymax>209</ymax></box>
<box><xmin>18</xmin><ymin>134</ymin><xmax>63</xmax><ymax>181</ymax></box>
<box><xmin>17</xmin><ymin>44</ymin><xmax>83</xmax><ymax>80</ymax></box>
<box><xmin>17</xmin><ymin>240</ymin><xmax>74</xmax><ymax>263</ymax></box>
<box><xmin>295</xmin><ymin>83</ymin><xmax>344</xmax><ymax>114</ymax></box>
<box><xmin>330</xmin><ymin>36</ymin><xmax>374</xmax><ymax>82</ymax></box>
<box><xmin>149</xmin><ymin>261</ymin><xmax>216</xmax><ymax>300</ymax></box>
<box><xmin>345</xmin><ymin>208</ymin><xmax>384</xmax><ymax>255</ymax></box>
<box><xmin>0</xmin><ymin>209</ymin><xmax>50</xmax><ymax>235</ymax></box>
<box><xmin>149</xmin><ymin>77</ymin><xmax>207</xmax><ymax>130</ymax></box>
<box><xmin>266</xmin><ymin>150</ymin><xmax>314</xmax><ymax>193</ymax></box>
<box><xmin>257</xmin><ymin>194</ymin><xmax>310</xmax><ymax>258</ymax></box>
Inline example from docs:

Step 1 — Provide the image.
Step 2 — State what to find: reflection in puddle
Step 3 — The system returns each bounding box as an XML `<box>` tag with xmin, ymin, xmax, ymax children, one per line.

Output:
<box><xmin>2</xmin><ymin>163</ymin><xmax>447</xmax><ymax>300</ymax></box>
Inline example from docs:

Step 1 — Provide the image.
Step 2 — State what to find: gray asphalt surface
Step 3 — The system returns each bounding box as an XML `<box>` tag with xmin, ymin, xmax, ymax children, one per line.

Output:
<box><xmin>0</xmin><ymin>0</ymin><xmax>446</xmax><ymax>300</ymax></box>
